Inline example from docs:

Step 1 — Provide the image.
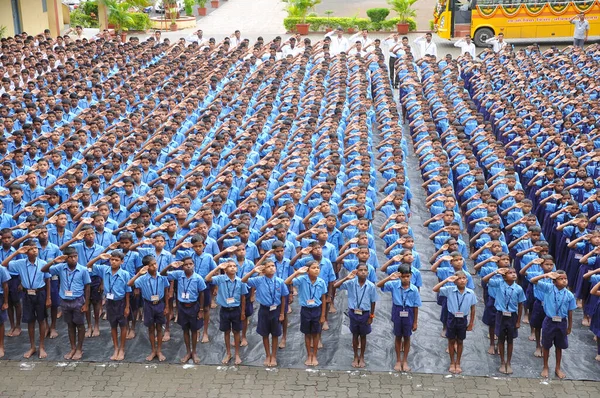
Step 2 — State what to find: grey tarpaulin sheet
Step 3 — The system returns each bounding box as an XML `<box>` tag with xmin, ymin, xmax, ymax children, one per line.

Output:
<box><xmin>3</xmin><ymin>133</ymin><xmax>600</xmax><ymax>381</ymax></box>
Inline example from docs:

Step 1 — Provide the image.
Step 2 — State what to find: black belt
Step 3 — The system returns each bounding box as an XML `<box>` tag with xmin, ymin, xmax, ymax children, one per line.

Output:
<box><xmin>222</xmin><ymin>306</ymin><xmax>240</xmax><ymax>311</ymax></box>
<box><xmin>180</xmin><ymin>301</ymin><xmax>198</xmax><ymax>308</ymax></box>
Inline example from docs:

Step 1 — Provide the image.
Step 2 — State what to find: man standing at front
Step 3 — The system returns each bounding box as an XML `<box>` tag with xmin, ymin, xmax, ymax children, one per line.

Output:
<box><xmin>414</xmin><ymin>33</ymin><xmax>438</xmax><ymax>59</ymax></box>
<box><xmin>571</xmin><ymin>13</ymin><xmax>589</xmax><ymax>48</ymax></box>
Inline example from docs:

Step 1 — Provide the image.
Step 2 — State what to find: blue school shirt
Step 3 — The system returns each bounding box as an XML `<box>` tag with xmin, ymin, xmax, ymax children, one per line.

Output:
<box><xmin>439</xmin><ymin>286</ymin><xmax>477</xmax><ymax>315</ymax></box>
<box><xmin>296</xmin><ymin>256</ymin><xmax>336</xmax><ymax>283</ymax></box>
<box><xmin>48</xmin><ymin>263</ymin><xmax>92</xmax><ymax>299</ymax></box>
<box><xmin>37</xmin><ymin>242</ymin><xmax>62</xmax><ymax>263</ymax></box>
<box><xmin>341</xmin><ymin>260</ymin><xmax>377</xmax><ymax>283</ymax></box>
<box><xmin>167</xmin><ymin>270</ymin><xmax>207</xmax><ymax>303</ymax></box>
<box><xmin>292</xmin><ymin>274</ymin><xmax>327</xmax><ymax>308</ymax></box>
<box><xmin>488</xmin><ymin>279</ymin><xmax>526</xmax><ymax>313</ymax></box>
<box><xmin>339</xmin><ymin>278</ymin><xmax>378</xmax><ymax>311</ymax></box>
<box><xmin>138</xmin><ymin>248</ymin><xmax>173</xmax><ymax>272</ymax></box>
<box><xmin>176</xmin><ymin>252</ymin><xmax>216</xmax><ymax>278</ymax></box>
<box><xmin>211</xmin><ymin>274</ymin><xmax>248</xmax><ymax>308</ymax></box>
<box><xmin>121</xmin><ymin>251</ymin><xmax>142</xmax><ymax>276</ymax></box>
<box><xmin>134</xmin><ymin>273</ymin><xmax>170</xmax><ymax>301</ymax></box>
<box><xmin>72</xmin><ymin>242</ymin><xmax>105</xmax><ymax>269</ymax></box>
<box><xmin>92</xmin><ymin>264</ymin><xmax>132</xmax><ymax>301</ymax></box>
<box><xmin>47</xmin><ymin>228</ymin><xmax>73</xmax><ymax>247</ymax></box>
<box><xmin>382</xmin><ymin>281</ymin><xmax>421</xmax><ymax>309</ymax></box>
<box><xmin>246</xmin><ymin>275</ymin><xmax>289</xmax><ymax>307</ymax></box>
<box><xmin>385</xmin><ymin>265</ymin><xmax>422</xmax><ymax>288</ymax></box>
<box><xmin>7</xmin><ymin>258</ymin><xmax>50</xmax><ymax>289</ymax></box>
<box><xmin>0</xmin><ymin>266</ymin><xmax>10</xmax><ymax>293</ymax></box>
<box><xmin>537</xmin><ymin>283</ymin><xmax>577</xmax><ymax>319</ymax></box>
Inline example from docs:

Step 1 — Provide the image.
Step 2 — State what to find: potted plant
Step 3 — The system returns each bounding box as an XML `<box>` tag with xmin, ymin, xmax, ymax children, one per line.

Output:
<box><xmin>211</xmin><ymin>0</ymin><xmax>219</xmax><ymax>8</ymax></box>
<box><xmin>184</xmin><ymin>0</ymin><xmax>194</xmax><ymax>16</ymax></box>
<box><xmin>324</xmin><ymin>10</ymin><xmax>334</xmax><ymax>32</ymax></box>
<box><xmin>346</xmin><ymin>14</ymin><xmax>358</xmax><ymax>34</ymax></box>
<box><xmin>196</xmin><ymin>0</ymin><xmax>207</xmax><ymax>15</ymax></box>
<box><xmin>283</xmin><ymin>0</ymin><xmax>321</xmax><ymax>35</ymax></box>
<box><xmin>388</xmin><ymin>0</ymin><xmax>416</xmax><ymax>34</ymax></box>
<box><xmin>101</xmin><ymin>0</ymin><xmax>134</xmax><ymax>41</ymax></box>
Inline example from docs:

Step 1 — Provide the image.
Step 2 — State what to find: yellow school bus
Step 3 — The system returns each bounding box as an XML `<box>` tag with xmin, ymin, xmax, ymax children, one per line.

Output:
<box><xmin>434</xmin><ymin>0</ymin><xmax>600</xmax><ymax>47</ymax></box>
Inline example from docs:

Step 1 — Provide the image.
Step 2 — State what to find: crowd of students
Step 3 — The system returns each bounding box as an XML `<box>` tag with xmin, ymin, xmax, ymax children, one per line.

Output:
<box><xmin>0</xmin><ymin>26</ymin><xmax>599</xmax><ymax>378</ymax></box>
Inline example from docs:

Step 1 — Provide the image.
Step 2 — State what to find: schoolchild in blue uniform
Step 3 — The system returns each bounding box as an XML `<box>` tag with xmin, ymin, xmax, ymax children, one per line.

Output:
<box><xmin>128</xmin><ymin>255</ymin><xmax>170</xmax><ymax>362</ymax></box>
<box><xmin>0</xmin><ymin>263</ymin><xmax>10</xmax><ymax>358</ymax></box>
<box><xmin>205</xmin><ymin>261</ymin><xmax>249</xmax><ymax>366</ymax></box>
<box><xmin>42</xmin><ymin>246</ymin><xmax>91</xmax><ymax>361</ymax></box>
<box><xmin>529</xmin><ymin>270</ymin><xmax>577</xmax><ymax>379</ymax></box>
<box><xmin>433</xmin><ymin>271</ymin><xmax>478</xmax><ymax>374</ymax></box>
<box><xmin>242</xmin><ymin>260</ymin><xmax>289</xmax><ymax>367</ymax></box>
<box><xmin>335</xmin><ymin>263</ymin><xmax>378</xmax><ymax>369</ymax></box>
<box><xmin>2</xmin><ymin>241</ymin><xmax>50</xmax><ymax>359</ymax></box>
<box><xmin>589</xmin><ymin>278</ymin><xmax>600</xmax><ymax>362</ymax></box>
<box><xmin>161</xmin><ymin>256</ymin><xmax>207</xmax><ymax>364</ymax></box>
<box><xmin>285</xmin><ymin>261</ymin><xmax>327</xmax><ymax>367</ymax></box>
<box><xmin>482</xmin><ymin>268</ymin><xmax>526</xmax><ymax>374</ymax></box>
<box><xmin>378</xmin><ymin>264</ymin><xmax>421</xmax><ymax>372</ymax></box>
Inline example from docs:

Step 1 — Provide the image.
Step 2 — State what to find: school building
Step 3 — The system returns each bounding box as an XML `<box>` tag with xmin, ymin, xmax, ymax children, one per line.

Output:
<box><xmin>0</xmin><ymin>0</ymin><xmax>67</xmax><ymax>38</ymax></box>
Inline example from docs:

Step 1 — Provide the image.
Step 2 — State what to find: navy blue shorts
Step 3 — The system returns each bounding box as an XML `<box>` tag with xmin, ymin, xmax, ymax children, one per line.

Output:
<box><xmin>300</xmin><ymin>306</ymin><xmax>322</xmax><ymax>335</ymax></box>
<box><xmin>90</xmin><ymin>275</ymin><xmax>102</xmax><ymax>303</ymax></box>
<box><xmin>143</xmin><ymin>300</ymin><xmax>166</xmax><ymax>327</ymax></box>
<box><xmin>202</xmin><ymin>287</ymin><xmax>212</xmax><ymax>308</ymax></box>
<box><xmin>219</xmin><ymin>306</ymin><xmax>242</xmax><ymax>332</ymax></box>
<box><xmin>530</xmin><ymin>299</ymin><xmax>545</xmax><ymax>329</ymax></box>
<box><xmin>22</xmin><ymin>289</ymin><xmax>47</xmax><ymax>323</ymax></box>
<box><xmin>392</xmin><ymin>304</ymin><xmax>413</xmax><ymax>337</ymax></box>
<box><xmin>50</xmin><ymin>278</ymin><xmax>60</xmax><ymax>309</ymax></box>
<box><xmin>446</xmin><ymin>313</ymin><xmax>468</xmax><ymax>341</ymax></box>
<box><xmin>494</xmin><ymin>311</ymin><xmax>518</xmax><ymax>342</ymax></box>
<box><xmin>244</xmin><ymin>293</ymin><xmax>254</xmax><ymax>317</ymax></box>
<box><xmin>177</xmin><ymin>301</ymin><xmax>202</xmax><ymax>331</ymax></box>
<box><xmin>7</xmin><ymin>275</ymin><xmax>22</xmax><ymax>306</ymax></box>
<box><xmin>61</xmin><ymin>296</ymin><xmax>86</xmax><ymax>325</ymax></box>
<box><xmin>482</xmin><ymin>296</ymin><xmax>497</xmax><ymax>326</ymax></box>
<box><xmin>541</xmin><ymin>316</ymin><xmax>568</xmax><ymax>350</ymax></box>
<box><xmin>0</xmin><ymin>293</ymin><xmax>7</xmax><ymax>324</ymax></box>
<box><xmin>256</xmin><ymin>304</ymin><xmax>282</xmax><ymax>337</ymax></box>
<box><xmin>106</xmin><ymin>299</ymin><xmax>127</xmax><ymax>328</ymax></box>
<box><xmin>349</xmin><ymin>309</ymin><xmax>371</xmax><ymax>336</ymax></box>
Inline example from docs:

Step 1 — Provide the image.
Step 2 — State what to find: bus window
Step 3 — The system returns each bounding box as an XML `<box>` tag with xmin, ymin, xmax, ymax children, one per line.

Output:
<box><xmin>454</xmin><ymin>0</ymin><xmax>472</xmax><ymax>25</ymax></box>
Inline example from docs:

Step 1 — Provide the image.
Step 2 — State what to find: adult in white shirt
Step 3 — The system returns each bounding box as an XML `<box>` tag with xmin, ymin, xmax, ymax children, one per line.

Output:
<box><xmin>454</xmin><ymin>35</ymin><xmax>476</xmax><ymax>57</ymax></box>
<box><xmin>230</xmin><ymin>30</ymin><xmax>245</xmax><ymax>47</ymax></box>
<box><xmin>570</xmin><ymin>13</ymin><xmax>590</xmax><ymax>48</ymax></box>
<box><xmin>185</xmin><ymin>29</ymin><xmax>205</xmax><ymax>43</ymax></box>
<box><xmin>325</xmin><ymin>27</ymin><xmax>349</xmax><ymax>55</ymax></box>
<box><xmin>349</xmin><ymin>29</ymin><xmax>373</xmax><ymax>48</ymax></box>
<box><xmin>384</xmin><ymin>34</ymin><xmax>407</xmax><ymax>87</ymax></box>
<box><xmin>414</xmin><ymin>33</ymin><xmax>438</xmax><ymax>59</ymax></box>
<box><xmin>281</xmin><ymin>37</ymin><xmax>302</xmax><ymax>57</ymax></box>
<box><xmin>65</xmin><ymin>25</ymin><xmax>89</xmax><ymax>41</ymax></box>
<box><xmin>485</xmin><ymin>33</ymin><xmax>507</xmax><ymax>53</ymax></box>
<box><xmin>347</xmin><ymin>40</ymin><xmax>366</xmax><ymax>56</ymax></box>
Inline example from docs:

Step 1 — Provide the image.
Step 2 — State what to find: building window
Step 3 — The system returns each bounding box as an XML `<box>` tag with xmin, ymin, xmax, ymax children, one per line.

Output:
<box><xmin>42</xmin><ymin>0</ymin><xmax>48</xmax><ymax>12</ymax></box>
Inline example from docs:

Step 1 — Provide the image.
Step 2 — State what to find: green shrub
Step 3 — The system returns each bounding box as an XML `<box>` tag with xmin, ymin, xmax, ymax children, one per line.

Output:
<box><xmin>366</xmin><ymin>8</ymin><xmax>390</xmax><ymax>23</ymax></box>
<box><xmin>129</xmin><ymin>12</ymin><xmax>151</xmax><ymax>31</ymax></box>
<box><xmin>81</xmin><ymin>0</ymin><xmax>98</xmax><ymax>16</ymax></box>
<box><xmin>70</xmin><ymin>9</ymin><xmax>98</xmax><ymax>28</ymax></box>
<box><xmin>184</xmin><ymin>0</ymin><xmax>194</xmax><ymax>16</ymax></box>
<box><xmin>429</xmin><ymin>19</ymin><xmax>434</xmax><ymax>30</ymax></box>
<box><xmin>283</xmin><ymin>16</ymin><xmax>415</xmax><ymax>32</ymax></box>
<box><xmin>369</xmin><ymin>22</ymin><xmax>382</xmax><ymax>31</ymax></box>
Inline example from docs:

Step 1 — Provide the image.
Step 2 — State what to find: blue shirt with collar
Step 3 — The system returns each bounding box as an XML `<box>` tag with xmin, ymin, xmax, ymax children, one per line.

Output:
<box><xmin>134</xmin><ymin>273</ymin><xmax>170</xmax><ymax>301</ymax></box>
<box><xmin>175</xmin><ymin>251</ymin><xmax>216</xmax><ymax>278</ymax></box>
<box><xmin>488</xmin><ymin>278</ymin><xmax>526</xmax><ymax>313</ymax></box>
<box><xmin>0</xmin><ymin>266</ymin><xmax>10</xmax><ymax>293</ymax></box>
<box><xmin>37</xmin><ymin>242</ymin><xmax>62</xmax><ymax>263</ymax></box>
<box><xmin>382</xmin><ymin>281</ymin><xmax>421</xmax><ymax>308</ymax></box>
<box><xmin>166</xmin><ymin>270</ymin><xmax>207</xmax><ymax>303</ymax></box>
<box><xmin>292</xmin><ymin>274</ymin><xmax>328</xmax><ymax>308</ymax></box>
<box><xmin>72</xmin><ymin>242</ymin><xmax>106</xmax><ymax>271</ymax></box>
<box><xmin>48</xmin><ymin>263</ymin><xmax>92</xmax><ymax>299</ymax></box>
<box><xmin>339</xmin><ymin>278</ymin><xmax>378</xmax><ymax>311</ymax></box>
<box><xmin>537</xmin><ymin>282</ymin><xmax>577</xmax><ymax>318</ymax></box>
<box><xmin>211</xmin><ymin>274</ymin><xmax>248</xmax><ymax>308</ymax></box>
<box><xmin>138</xmin><ymin>248</ymin><xmax>173</xmax><ymax>272</ymax></box>
<box><xmin>47</xmin><ymin>228</ymin><xmax>73</xmax><ymax>248</ymax></box>
<box><xmin>246</xmin><ymin>275</ymin><xmax>289</xmax><ymax>307</ymax></box>
<box><xmin>7</xmin><ymin>258</ymin><xmax>50</xmax><ymax>289</ymax></box>
<box><xmin>92</xmin><ymin>264</ymin><xmax>132</xmax><ymax>301</ymax></box>
<box><xmin>439</xmin><ymin>285</ymin><xmax>477</xmax><ymax>315</ymax></box>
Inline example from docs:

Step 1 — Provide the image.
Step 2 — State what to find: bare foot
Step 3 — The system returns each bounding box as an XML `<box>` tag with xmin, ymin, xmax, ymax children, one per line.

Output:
<box><xmin>264</xmin><ymin>358</ymin><xmax>271</xmax><ymax>367</ymax></box>
<box><xmin>534</xmin><ymin>347</ymin><xmax>542</xmax><ymax>358</ymax></box>
<box><xmin>201</xmin><ymin>333</ymin><xmax>210</xmax><ymax>343</ymax></box>
<box><xmin>322</xmin><ymin>321</ymin><xmax>329</xmax><ymax>331</ymax></box>
<box><xmin>505</xmin><ymin>364</ymin><xmax>513</xmax><ymax>374</ymax></box>
<box><xmin>49</xmin><ymin>328</ymin><xmax>59</xmax><ymax>339</ymax></box>
<box><xmin>499</xmin><ymin>364</ymin><xmax>507</xmax><ymax>374</ymax></box>
<box><xmin>541</xmin><ymin>367</ymin><xmax>549</xmax><ymax>378</ymax></box>
<box><xmin>157</xmin><ymin>352</ymin><xmax>166</xmax><ymax>362</ymax></box>
<box><xmin>92</xmin><ymin>327</ymin><xmax>100</xmax><ymax>337</ymax></box>
<box><xmin>85</xmin><ymin>328</ymin><xmax>93</xmax><ymax>338</ymax></box>
<box><xmin>555</xmin><ymin>369</ymin><xmax>566</xmax><ymax>379</ymax></box>
<box><xmin>448</xmin><ymin>364</ymin><xmax>456</xmax><ymax>374</ymax></box>
<box><xmin>528</xmin><ymin>333</ymin><xmax>535</xmax><ymax>341</ymax></box>
<box><xmin>24</xmin><ymin>347</ymin><xmax>37</xmax><ymax>359</ymax></box>
<box><xmin>64</xmin><ymin>349</ymin><xmax>75</xmax><ymax>360</ymax></box>
<box><xmin>57</xmin><ymin>311</ymin><xmax>62</xmax><ymax>319</ymax></box>
<box><xmin>126</xmin><ymin>329</ymin><xmax>136</xmax><ymax>340</ymax></box>
<box><xmin>312</xmin><ymin>358</ymin><xmax>319</xmax><ymax>367</ymax></box>
<box><xmin>278</xmin><ymin>338</ymin><xmax>286</xmax><ymax>349</ymax></box>
<box><xmin>222</xmin><ymin>354</ymin><xmax>232</xmax><ymax>364</ymax></box>
<box><xmin>180</xmin><ymin>353</ymin><xmax>192</xmax><ymax>363</ymax></box>
<box><xmin>304</xmin><ymin>358</ymin><xmax>312</xmax><ymax>366</ymax></box>
<box><xmin>146</xmin><ymin>351</ymin><xmax>157</xmax><ymax>361</ymax></box>
<box><xmin>582</xmin><ymin>317</ymin><xmax>590</xmax><ymax>327</ymax></box>
<box><xmin>192</xmin><ymin>353</ymin><xmax>200</xmax><ymax>364</ymax></box>
<box><xmin>394</xmin><ymin>361</ymin><xmax>402</xmax><ymax>371</ymax></box>
<box><xmin>110</xmin><ymin>349</ymin><xmax>119</xmax><ymax>361</ymax></box>
<box><xmin>270</xmin><ymin>358</ymin><xmax>278</xmax><ymax>367</ymax></box>
<box><xmin>7</xmin><ymin>327</ymin><xmax>15</xmax><ymax>337</ymax></box>
<box><xmin>210</xmin><ymin>302</ymin><xmax>217</xmax><ymax>309</ymax></box>
<box><xmin>162</xmin><ymin>330</ymin><xmax>170</xmax><ymax>342</ymax></box>
<box><xmin>116</xmin><ymin>350</ymin><xmax>125</xmax><ymax>361</ymax></box>
<box><xmin>352</xmin><ymin>358</ymin><xmax>359</xmax><ymax>368</ymax></box>
<box><xmin>402</xmin><ymin>361</ymin><xmax>410</xmax><ymax>372</ymax></box>
<box><xmin>72</xmin><ymin>350</ymin><xmax>83</xmax><ymax>360</ymax></box>
<box><xmin>440</xmin><ymin>329</ymin><xmax>446</xmax><ymax>338</ymax></box>
<box><xmin>488</xmin><ymin>346</ymin><xmax>497</xmax><ymax>355</ymax></box>
<box><xmin>454</xmin><ymin>365</ymin><xmax>462</xmax><ymax>374</ymax></box>
<box><xmin>38</xmin><ymin>348</ymin><xmax>47</xmax><ymax>359</ymax></box>
<box><xmin>318</xmin><ymin>340</ymin><xmax>323</xmax><ymax>349</ymax></box>
<box><xmin>595</xmin><ymin>354</ymin><xmax>600</xmax><ymax>362</ymax></box>
<box><xmin>522</xmin><ymin>314</ymin><xmax>530</xmax><ymax>324</ymax></box>
<box><xmin>240</xmin><ymin>338</ymin><xmax>248</xmax><ymax>347</ymax></box>
<box><xmin>234</xmin><ymin>355</ymin><xmax>242</xmax><ymax>365</ymax></box>
<box><xmin>576</xmin><ymin>299</ymin><xmax>583</xmax><ymax>309</ymax></box>
<box><xmin>328</xmin><ymin>305</ymin><xmax>337</xmax><ymax>314</ymax></box>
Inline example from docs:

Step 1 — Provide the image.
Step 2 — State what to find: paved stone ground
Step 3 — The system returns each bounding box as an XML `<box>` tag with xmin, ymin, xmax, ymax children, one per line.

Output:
<box><xmin>1</xmin><ymin>360</ymin><xmax>599</xmax><ymax>397</ymax></box>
